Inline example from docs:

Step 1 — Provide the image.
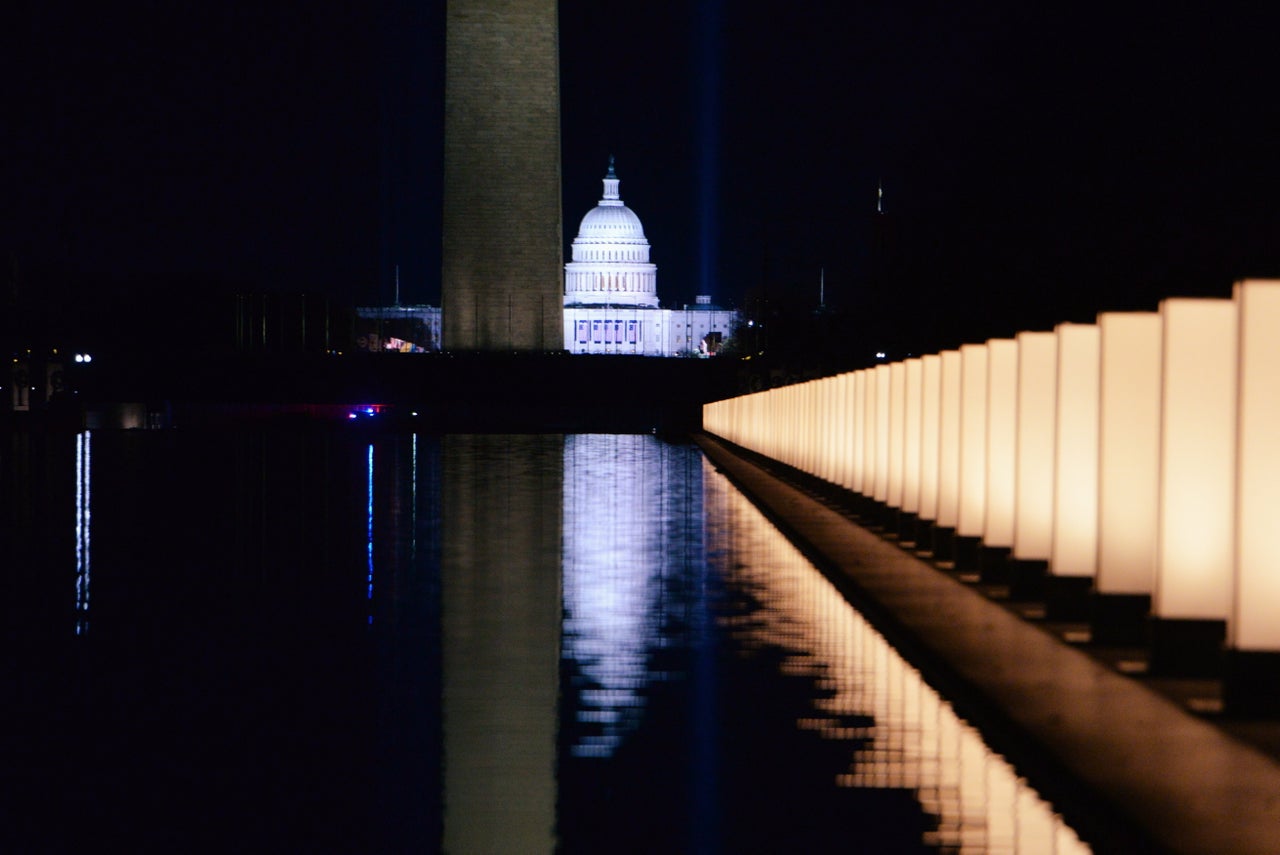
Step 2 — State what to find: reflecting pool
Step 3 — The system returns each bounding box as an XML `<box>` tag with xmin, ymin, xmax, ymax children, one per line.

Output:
<box><xmin>0</xmin><ymin>430</ymin><xmax>1088</xmax><ymax>853</ymax></box>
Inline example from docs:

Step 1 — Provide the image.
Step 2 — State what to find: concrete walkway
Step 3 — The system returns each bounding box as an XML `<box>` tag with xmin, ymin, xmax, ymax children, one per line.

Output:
<box><xmin>695</xmin><ymin>432</ymin><xmax>1280</xmax><ymax>855</ymax></box>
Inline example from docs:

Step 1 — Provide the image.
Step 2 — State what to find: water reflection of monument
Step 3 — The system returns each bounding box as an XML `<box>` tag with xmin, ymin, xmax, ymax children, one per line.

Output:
<box><xmin>561</xmin><ymin>435</ymin><xmax>707</xmax><ymax>758</ymax></box>
<box><xmin>441</xmin><ymin>435</ymin><xmax>562</xmax><ymax>852</ymax></box>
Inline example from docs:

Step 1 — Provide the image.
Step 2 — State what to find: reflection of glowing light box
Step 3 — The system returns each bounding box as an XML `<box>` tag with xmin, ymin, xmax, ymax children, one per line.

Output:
<box><xmin>1011</xmin><ymin>331</ymin><xmax>1056</xmax><ymax>600</ymax></box>
<box><xmin>1092</xmin><ymin>312</ymin><xmax>1161</xmax><ymax>645</ymax></box>
<box><xmin>1048</xmin><ymin>323</ymin><xmax>1099</xmax><ymax>621</ymax></box>
<box><xmin>1150</xmin><ymin>297</ymin><xmax>1236</xmax><ymax>678</ymax></box>
<box><xmin>1225</xmin><ymin>280</ymin><xmax>1280</xmax><ymax>713</ymax></box>
<box><xmin>955</xmin><ymin>344</ymin><xmax>988</xmax><ymax>574</ymax></box>
<box><xmin>933</xmin><ymin>350</ymin><xmax>963</xmax><ymax>562</ymax></box>
<box><xmin>982</xmin><ymin>339</ymin><xmax>1018</xmax><ymax>583</ymax></box>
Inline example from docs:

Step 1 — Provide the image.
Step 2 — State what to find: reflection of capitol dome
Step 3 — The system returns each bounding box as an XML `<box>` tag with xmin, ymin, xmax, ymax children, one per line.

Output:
<box><xmin>564</xmin><ymin>158</ymin><xmax>658</xmax><ymax>308</ymax></box>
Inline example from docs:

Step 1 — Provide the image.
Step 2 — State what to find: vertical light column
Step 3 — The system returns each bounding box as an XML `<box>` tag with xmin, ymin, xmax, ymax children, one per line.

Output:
<box><xmin>903</xmin><ymin>358</ymin><xmax>924</xmax><ymax>523</ymax></box>
<box><xmin>842</xmin><ymin>372</ymin><xmax>857</xmax><ymax>492</ymax></box>
<box><xmin>1228</xmin><ymin>280</ymin><xmax>1280</xmax><ymax>712</ymax></box>
<box><xmin>874</xmin><ymin>365</ymin><xmax>891</xmax><ymax>503</ymax></box>
<box><xmin>1150</xmin><ymin>297</ymin><xmax>1237</xmax><ymax>676</ymax></box>
<box><xmin>1155</xmin><ymin>298</ymin><xmax>1237</xmax><ymax>622</ymax></box>
<box><xmin>792</xmin><ymin>383</ymin><xmax>801</xmax><ymax>468</ymax></box>
<box><xmin>1013</xmin><ymin>332</ymin><xmax>1057</xmax><ymax>598</ymax></box>
<box><xmin>831</xmin><ymin>375</ymin><xmax>845</xmax><ymax>485</ymax></box>
<box><xmin>1234</xmin><ymin>281</ymin><xmax>1280</xmax><ymax>651</ymax></box>
<box><xmin>786</xmin><ymin>384</ymin><xmax>799</xmax><ymax>469</ymax></box>
<box><xmin>805</xmin><ymin>380</ymin><xmax>818</xmax><ymax>477</ymax></box>
<box><xmin>984</xmin><ymin>339</ymin><xmax>1018</xmax><ymax>551</ymax></box>
<box><xmin>888</xmin><ymin>362</ymin><xmax>907</xmax><ymax>510</ymax></box>
<box><xmin>834</xmin><ymin>373</ymin><xmax>851</xmax><ymax>489</ymax></box>
<box><xmin>1094</xmin><ymin>312</ymin><xmax>1162</xmax><ymax>641</ymax></box>
<box><xmin>796</xmin><ymin>382</ymin><xmax>804</xmax><ymax>469</ymax></box>
<box><xmin>768</xmin><ymin>387</ymin><xmax>782</xmax><ymax>462</ymax></box>
<box><xmin>831</xmin><ymin>375</ymin><xmax>844</xmax><ymax>488</ymax></box>
<box><xmin>863</xmin><ymin>369</ymin><xmax>879</xmax><ymax>500</ymax></box>
<box><xmin>815</xmin><ymin>378</ymin><xmax>829</xmax><ymax>480</ymax></box>
<box><xmin>1050</xmin><ymin>323</ymin><xmax>1100</xmax><ymax>582</ymax></box>
<box><xmin>918</xmin><ymin>354</ymin><xmax>943</xmax><ymax>528</ymax></box>
<box><xmin>852</xmin><ymin>371</ymin><xmax>867</xmax><ymax>494</ymax></box>
<box><xmin>957</xmin><ymin>344</ymin><xmax>988</xmax><ymax>542</ymax></box>
<box><xmin>813</xmin><ymin>379</ymin><xmax>826</xmax><ymax>481</ymax></box>
<box><xmin>936</xmin><ymin>351</ymin><xmax>963</xmax><ymax>534</ymax></box>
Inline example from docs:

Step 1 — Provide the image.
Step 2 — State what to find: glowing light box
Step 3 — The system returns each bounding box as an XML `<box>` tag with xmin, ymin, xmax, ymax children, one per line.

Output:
<box><xmin>903</xmin><ymin>358</ymin><xmax>924</xmax><ymax>515</ymax></box>
<box><xmin>841</xmin><ymin>373</ymin><xmax>854</xmax><ymax>487</ymax></box>
<box><xmin>875</xmin><ymin>364</ymin><xmax>891</xmax><ymax>503</ymax></box>
<box><xmin>853</xmin><ymin>371</ymin><xmax>867</xmax><ymax>494</ymax></box>
<box><xmin>1051</xmin><ymin>323</ymin><xmax>1100</xmax><ymax>578</ymax></box>
<box><xmin>811</xmin><ymin>379</ymin><xmax>825</xmax><ymax>481</ymax></box>
<box><xmin>937</xmin><ymin>351</ymin><xmax>963</xmax><ymax>529</ymax></box>
<box><xmin>826</xmin><ymin>375</ymin><xmax>840</xmax><ymax>483</ymax></box>
<box><xmin>888</xmin><ymin>362</ymin><xmax>907</xmax><ymax>509</ymax></box>
<box><xmin>840</xmin><ymin>372</ymin><xmax>856</xmax><ymax>490</ymax></box>
<box><xmin>1233</xmin><ymin>281</ymin><xmax>1280</xmax><ymax>650</ymax></box>
<box><xmin>985</xmin><ymin>339</ymin><xmax>1018</xmax><ymax>548</ymax></box>
<box><xmin>919</xmin><ymin>355</ymin><xmax>942</xmax><ymax>523</ymax></box>
<box><xmin>1014</xmin><ymin>331</ymin><xmax>1057</xmax><ymax>561</ymax></box>
<box><xmin>1096</xmin><ymin>312</ymin><xmax>1162</xmax><ymax>597</ymax></box>
<box><xmin>864</xmin><ymin>367</ymin><xmax>879</xmax><ymax>499</ymax></box>
<box><xmin>957</xmin><ymin>344</ymin><xmax>988</xmax><ymax>539</ymax></box>
<box><xmin>1155</xmin><ymin>298</ymin><xmax>1237</xmax><ymax>621</ymax></box>
<box><xmin>807</xmin><ymin>379</ymin><xmax>818</xmax><ymax>475</ymax></box>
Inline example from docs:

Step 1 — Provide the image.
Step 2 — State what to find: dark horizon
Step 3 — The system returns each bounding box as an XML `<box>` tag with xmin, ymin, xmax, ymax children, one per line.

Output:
<box><xmin>8</xmin><ymin>2</ymin><xmax>1280</xmax><ymax>358</ymax></box>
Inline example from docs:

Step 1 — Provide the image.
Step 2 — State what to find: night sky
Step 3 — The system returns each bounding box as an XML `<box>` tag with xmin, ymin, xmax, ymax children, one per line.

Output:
<box><xmin>9</xmin><ymin>1</ymin><xmax>1280</xmax><ymax>355</ymax></box>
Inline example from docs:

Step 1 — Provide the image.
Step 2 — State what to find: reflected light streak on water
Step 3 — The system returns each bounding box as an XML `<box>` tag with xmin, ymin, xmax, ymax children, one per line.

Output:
<box><xmin>74</xmin><ymin>430</ymin><xmax>91</xmax><ymax>635</ymax></box>
<box><xmin>702</xmin><ymin>457</ymin><xmax>1091</xmax><ymax>855</ymax></box>
<box><xmin>367</xmin><ymin>442</ymin><xmax>375</xmax><ymax>625</ymax></box>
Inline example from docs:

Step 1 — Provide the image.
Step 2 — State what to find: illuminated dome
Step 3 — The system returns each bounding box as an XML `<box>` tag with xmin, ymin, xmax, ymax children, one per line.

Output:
<box><xmin>576</xmin><ymin>198</ymin><xmax>646</xmax><ymax>238</ymax></box>
<box><xmin>564</xmin><ymin>158</ymin><xmax>658</xmax><ymax>308</ymax></box>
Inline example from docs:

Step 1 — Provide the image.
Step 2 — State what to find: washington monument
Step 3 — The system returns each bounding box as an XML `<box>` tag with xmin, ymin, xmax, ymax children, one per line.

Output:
<box><xmin>442</xmin><ymin>0</ymin><xmax>564</xmax><ymax>351</ymax></box>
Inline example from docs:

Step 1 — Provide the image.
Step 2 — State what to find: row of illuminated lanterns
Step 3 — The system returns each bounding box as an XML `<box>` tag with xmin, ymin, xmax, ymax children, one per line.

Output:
<box><xmin>704</xmin><ymin>279</ymin><xmax>1280</xmax><ymax>653</ymax></box>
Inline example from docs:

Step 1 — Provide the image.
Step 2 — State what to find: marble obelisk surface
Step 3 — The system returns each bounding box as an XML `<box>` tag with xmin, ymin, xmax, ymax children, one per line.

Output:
<box><xmin>442</xmin><ymin>0</ymin><xmax>563</xmax><ymax>351</ymax></box>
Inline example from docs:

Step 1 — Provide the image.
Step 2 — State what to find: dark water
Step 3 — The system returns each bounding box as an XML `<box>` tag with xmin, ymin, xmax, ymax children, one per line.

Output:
<box><xmin>1</xmin><ymin>431</ymin><xmax>1087</xmax><ymax>853</ymax></box>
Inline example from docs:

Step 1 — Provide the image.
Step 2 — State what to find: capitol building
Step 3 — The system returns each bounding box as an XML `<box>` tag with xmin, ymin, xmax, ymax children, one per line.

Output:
<box><xmin>357</xmin><ymin>160</ymin><xmax>737</xmax><ymax>356</ymax></box>
<box><xmin>563</xmin><ymin>159</ymin><xmax>737</xmax><ymax>356</ymax></box>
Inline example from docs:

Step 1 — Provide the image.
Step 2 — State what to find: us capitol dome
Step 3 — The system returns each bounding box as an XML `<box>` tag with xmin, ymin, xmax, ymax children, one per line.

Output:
<box><xmin>563</xmin><ymin>157</ymin><xmax>659</xmax><ymax>308</ymax></box>
<box><xmin>561</xmin><ymin>158</ymin><xmax>737</xmax><ymax>356</ymax></box>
